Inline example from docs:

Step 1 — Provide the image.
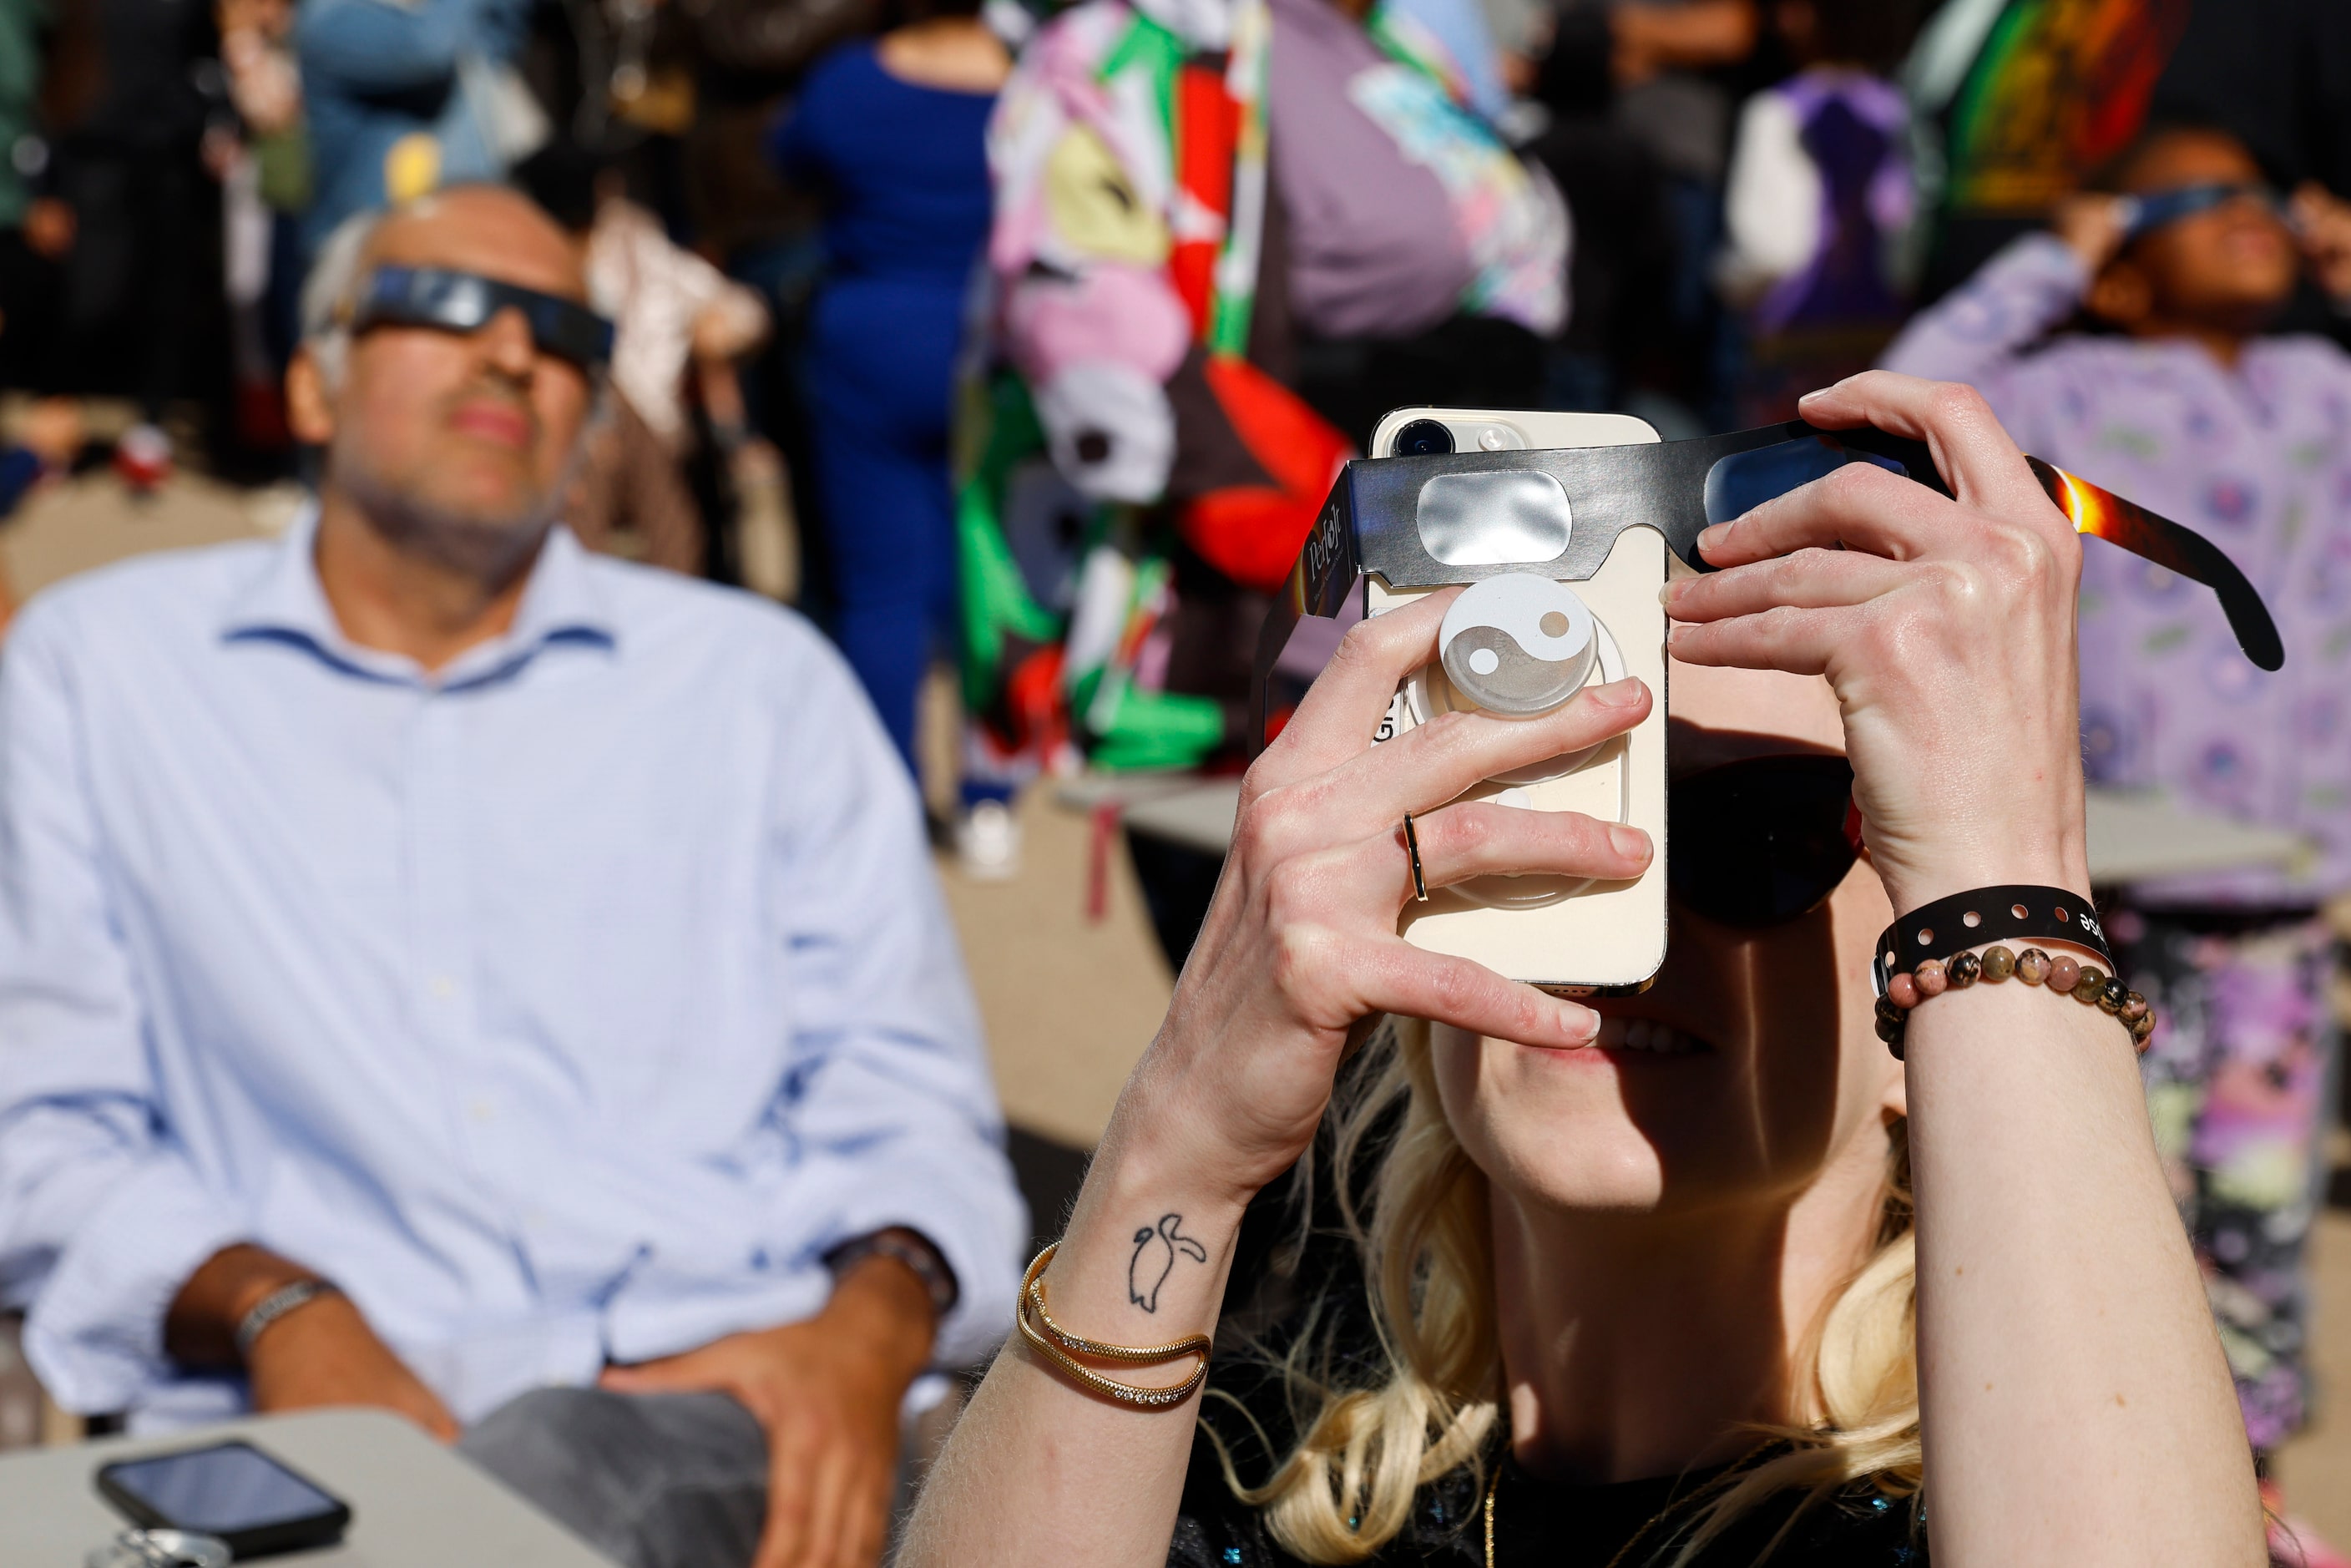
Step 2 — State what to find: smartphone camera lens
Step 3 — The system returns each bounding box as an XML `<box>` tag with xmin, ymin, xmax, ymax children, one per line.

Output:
<box><xmin>1393</xmin><ymin>418</ymin><xmax>1455</xmax><ymax>457</ymax></box>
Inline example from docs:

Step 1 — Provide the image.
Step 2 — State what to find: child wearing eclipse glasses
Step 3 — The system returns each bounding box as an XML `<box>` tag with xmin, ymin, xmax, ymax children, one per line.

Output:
<box><xmin>1885</xmin><ymin>119</ymin><xmax>2351</xmax><ymax>1561</ymax></box>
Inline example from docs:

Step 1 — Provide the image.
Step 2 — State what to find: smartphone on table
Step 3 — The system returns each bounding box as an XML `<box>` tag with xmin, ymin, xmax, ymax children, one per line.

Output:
<box><xmin>95</xmin><ymin>1439</ymin><xmax>353</xmax><ymax>1559</ymax></box>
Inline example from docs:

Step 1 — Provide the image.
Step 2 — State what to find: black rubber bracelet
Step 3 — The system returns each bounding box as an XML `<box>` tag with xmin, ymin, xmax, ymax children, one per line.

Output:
<box><xmin>1871</xmin><ymin>884</ymin><xmax>2112</xmax><ymax>1001</ymax></box>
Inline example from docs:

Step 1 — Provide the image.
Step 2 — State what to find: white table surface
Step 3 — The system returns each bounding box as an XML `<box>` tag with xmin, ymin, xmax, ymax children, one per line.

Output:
<box><xmin>1078</xmin><ymin>776</ymin><xmax>2314</xmax><ymax>884</ymax></box>
<box><xmin>0</xmin><ymin>1408</ymin><xmax>615</xmax><ymax>1568</ymax></box>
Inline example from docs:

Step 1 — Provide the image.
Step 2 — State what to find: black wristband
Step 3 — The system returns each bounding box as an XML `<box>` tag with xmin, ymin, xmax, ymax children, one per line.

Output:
<box><xmin>1871</xmin><ymin>884</ymin><xmax>2112</xmax><ymax>1001</ymax></box>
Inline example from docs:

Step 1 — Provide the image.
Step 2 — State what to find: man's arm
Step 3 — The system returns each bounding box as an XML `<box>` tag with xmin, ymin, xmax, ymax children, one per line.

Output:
<box><xmin>599</xmin><ymin>625</ymin><xmax>1022</xmax><ymax>1568</ymax></box>
<box><xmin>0</xmin><ymin>603</ymin><xmax>247</xmax><ymax>1411</ymax></box>
<box><xmin>166</xmin><ymin>1244</ymin><xmax>458</xmax><ymax>1439</ymax></box>
<box><xmin>752</xmin><ymin>632</ymin><xmax>1026</xmax><ymax>1367</ymax></box>
<box><xmin>0</xmin><ymin>601</ymin><xmax>459</xmax><ymax>1433</ymax></box>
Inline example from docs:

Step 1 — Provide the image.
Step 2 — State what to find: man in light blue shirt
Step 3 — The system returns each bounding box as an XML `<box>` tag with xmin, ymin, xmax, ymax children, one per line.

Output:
<box><xmin>0</xmin><ymin>185</ymin><xmax>1024</xmax><ymax>1568</ymax></box>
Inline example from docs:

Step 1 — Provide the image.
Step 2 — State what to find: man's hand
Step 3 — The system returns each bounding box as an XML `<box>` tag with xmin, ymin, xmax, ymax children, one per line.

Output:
<box><xmin>600</xmin><ymin>1254</ymin><xmax>936</xmax><ymax>1568</ymax></box>
<box><xmin>165</xmin><ymin>1242</ymin><xmax>458</xmax><ymax>1441</ymax></box>
<box><xmin>2292</xmin><ymin>180</ymin><xmax>2351</xmax><ymax>305</ymax></box>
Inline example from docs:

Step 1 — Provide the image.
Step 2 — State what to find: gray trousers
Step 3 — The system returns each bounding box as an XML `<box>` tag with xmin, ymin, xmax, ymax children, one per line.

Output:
<box><xmin>458</xmin><ymin>1387</ymin><xmax>768</xmax><ymax>1568</ymax></box>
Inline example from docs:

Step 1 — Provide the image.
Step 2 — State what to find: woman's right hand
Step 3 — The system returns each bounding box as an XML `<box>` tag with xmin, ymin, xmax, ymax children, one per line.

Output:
<box><xmin>1111</xmin><ymin>593</ymin><xmax>1656</xmax><ymax>1209</ymax></box>
<box><xmin>902</xmin><ymin>596</ymin><xmax>1646</xmax><ymax>1567</ymax></box>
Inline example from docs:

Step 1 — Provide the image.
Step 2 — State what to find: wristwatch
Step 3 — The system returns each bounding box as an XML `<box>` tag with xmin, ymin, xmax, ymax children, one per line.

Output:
<box><xmin>823</xmin><ymin>1229</ymin><xmax>958</xmax><ymax>1320</ymax></box>
<box><xmin>234</xmin><ymin>1278</ymin><xmax>341</xmax><ymax>1361</ymax></box>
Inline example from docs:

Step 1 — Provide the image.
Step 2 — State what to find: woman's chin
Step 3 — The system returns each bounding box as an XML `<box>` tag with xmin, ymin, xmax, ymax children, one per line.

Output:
<box><xmin>1473</xmin><ymin>1118</ymin><xmax>1674</xmax><ymax>1214</ymax></box>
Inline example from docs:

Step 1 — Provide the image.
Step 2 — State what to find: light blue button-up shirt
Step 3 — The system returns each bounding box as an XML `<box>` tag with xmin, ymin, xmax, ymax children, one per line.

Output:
<box><xmin>0</xmin><ymin>516</ymin><xmax>1024</xmax><ymax>1429</ymax></box>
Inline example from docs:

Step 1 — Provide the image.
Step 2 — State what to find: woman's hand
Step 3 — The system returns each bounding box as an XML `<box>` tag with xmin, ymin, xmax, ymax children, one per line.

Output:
<box><xmin>1662</xmin><ymin>372</ymin><xmax>2090</xmax><ymax>917</ymax></box>
<box><xmin>899</xmin><ymin>623</ymin><xmax>1644</xmax><ymax>1567</ymax></box>
<box><xmin>1117</xmin><ymin>594</ymin><xmax>1654</xmax><ymax>1208</ymax></box>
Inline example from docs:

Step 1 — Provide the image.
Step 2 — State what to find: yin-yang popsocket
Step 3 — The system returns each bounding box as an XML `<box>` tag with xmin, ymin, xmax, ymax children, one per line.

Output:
<box><xmin>1437</xmin><ymin>574</ymin><xmax>1596</xmax><ymax>715</ymax></box>
<box><xmin>1406</xmin><ymin>573</ymin><xmax>1627</xmax><ymax>787</ymax></box>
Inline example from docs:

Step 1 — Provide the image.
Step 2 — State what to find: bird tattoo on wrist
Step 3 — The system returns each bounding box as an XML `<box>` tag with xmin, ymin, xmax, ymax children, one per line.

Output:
<box><xmin>1127</xmin><ymin>1213</ymin><xmax>1208</xmax><ymax>1313</ymax></box>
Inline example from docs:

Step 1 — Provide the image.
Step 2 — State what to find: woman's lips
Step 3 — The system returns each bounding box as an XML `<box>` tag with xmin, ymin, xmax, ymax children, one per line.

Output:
<box><xmin>448</xmin><ymin>400</ymin><xmax>533</xmax><ymax>448</ymax></box>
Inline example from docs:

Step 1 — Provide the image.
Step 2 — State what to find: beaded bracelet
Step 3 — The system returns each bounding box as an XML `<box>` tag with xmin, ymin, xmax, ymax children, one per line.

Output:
<box><xmin>1872</xmin><ymin>943</ymin><xmax>2156</xmax><ymax>1060</ymax></box>
<box><xmin>1870</xmin><ymin>884</ymin><xmax>2156</xmax><ymax>1060</ymax></box>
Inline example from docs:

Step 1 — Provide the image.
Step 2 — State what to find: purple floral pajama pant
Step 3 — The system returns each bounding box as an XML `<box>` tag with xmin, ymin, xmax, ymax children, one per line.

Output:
<box><xmin>2109</xmin><ymin>903</ymin><xmax>2343</xmax><ymax>1453</ymax></box>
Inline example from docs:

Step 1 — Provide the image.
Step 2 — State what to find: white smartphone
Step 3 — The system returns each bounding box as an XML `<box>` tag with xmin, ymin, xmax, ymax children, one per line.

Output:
<box><xmin>1365</xmin><ymin>407</ymin><xmax>1667</xmax><ymax>994</ymax></box>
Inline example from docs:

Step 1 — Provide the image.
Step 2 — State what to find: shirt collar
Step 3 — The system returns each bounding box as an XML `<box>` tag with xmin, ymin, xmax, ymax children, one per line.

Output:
<box><xmin>221</xmin><ymin>504</ymin><xmax>619</xmax><ymax>687</ymax></box>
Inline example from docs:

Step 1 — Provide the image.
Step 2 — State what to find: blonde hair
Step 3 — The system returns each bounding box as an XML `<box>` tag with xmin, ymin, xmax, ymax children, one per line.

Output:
<box><xmin>1208</xmin><ymin>1018</ymin><xmax>1921</xmax><ymax>1565</ymax></box>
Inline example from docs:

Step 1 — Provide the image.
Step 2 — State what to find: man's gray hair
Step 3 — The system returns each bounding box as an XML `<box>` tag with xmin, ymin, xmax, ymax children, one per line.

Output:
<box><xmin>299</xmin><ymin>206</ymin><xmax>393</xmax><ymax>389</ymax></box>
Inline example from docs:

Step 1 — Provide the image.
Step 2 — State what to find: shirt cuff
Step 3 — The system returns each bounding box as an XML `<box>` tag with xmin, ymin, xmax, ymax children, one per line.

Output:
<box><xmin>824</xmin><ymin>1227</ymin><xmax>960</xmax><ymax>1318</ymax></box>
<box><xmin>23</xmin><ymin>1156</ymin><xmax>245</xmax><ymax>1414</ymax></box>
<box><xmin>815</xmin><ymin>1163</ymin><xmax>1024</xmax><ymax>1369</ymax></box>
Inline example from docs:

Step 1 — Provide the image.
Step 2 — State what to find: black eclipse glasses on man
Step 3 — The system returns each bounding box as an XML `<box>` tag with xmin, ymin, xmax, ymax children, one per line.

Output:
<box><xmin>348</xmin><ymin>266</ymin><xmax>615</xmax><ymax>371</ymax></box>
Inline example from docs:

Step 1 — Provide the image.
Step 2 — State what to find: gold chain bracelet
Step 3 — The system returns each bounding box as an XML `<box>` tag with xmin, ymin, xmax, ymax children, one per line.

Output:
<box><xmin>1014</xmin><ymin>1243</ymin><xmax>1211</xmax><ymax>1410</ymax></box>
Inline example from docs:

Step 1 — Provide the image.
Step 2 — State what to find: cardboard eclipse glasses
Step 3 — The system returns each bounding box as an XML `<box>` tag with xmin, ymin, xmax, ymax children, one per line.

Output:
<box><xmin>1248</xmin><ymin>419</ymin><xmax>2283</xmax><ymax>755</ymax></box>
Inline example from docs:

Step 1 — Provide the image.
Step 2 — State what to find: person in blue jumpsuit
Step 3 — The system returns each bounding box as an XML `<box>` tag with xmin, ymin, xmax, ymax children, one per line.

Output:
<box><xmin>769</xmin><ymin>4</ymin><xmax>1007</xmax><ymax>777</ymax></box>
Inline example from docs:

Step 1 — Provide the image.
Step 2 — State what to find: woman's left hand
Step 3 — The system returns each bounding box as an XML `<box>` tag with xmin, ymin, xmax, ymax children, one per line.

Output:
<box><xmin>1662</xmin><ymin>372</ymin><xmax>2090</xmax><ymax>917</ymax></box>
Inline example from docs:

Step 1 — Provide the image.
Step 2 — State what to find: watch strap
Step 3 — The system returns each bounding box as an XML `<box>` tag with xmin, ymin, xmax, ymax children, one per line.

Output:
<box><xmin>234</xmin><ymin>1277</ymin><xmax>341</xmax><ymax>1360</ymax></box>
<box><xmin>825</xmin><ymin>1228</ymin><xmax>958</xmax><ymax>1320</ymax></box>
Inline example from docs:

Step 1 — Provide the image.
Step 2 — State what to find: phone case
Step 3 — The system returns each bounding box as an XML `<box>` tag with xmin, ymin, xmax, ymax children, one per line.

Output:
<box><xmin>96</xmin><ymin>1439</ymin><xmax>353</xmax><ymax>1560</ymax></box>
<box><xmin>1365</xmin><ymin>408</ymin><xmax>1666</xmax><ymax>994</ymax></box>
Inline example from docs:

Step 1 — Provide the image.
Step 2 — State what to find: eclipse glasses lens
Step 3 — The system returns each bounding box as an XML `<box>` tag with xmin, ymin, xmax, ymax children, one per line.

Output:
<box><xmin>1701</xmin><ymin>435</ymin><xmax>1908</xmax><ymax>524</ymax></box>
<box><xmin>351</xmin><ymin>266</ymin><xmax>615</xmax><ymax>371</ymax></box>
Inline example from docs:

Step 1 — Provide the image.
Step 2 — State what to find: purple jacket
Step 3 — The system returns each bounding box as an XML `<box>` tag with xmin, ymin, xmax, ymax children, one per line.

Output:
<box><xmin>1883</xmin><ymin>235</ymin><xmax>2351</xmax><ymax>906</ymax></box>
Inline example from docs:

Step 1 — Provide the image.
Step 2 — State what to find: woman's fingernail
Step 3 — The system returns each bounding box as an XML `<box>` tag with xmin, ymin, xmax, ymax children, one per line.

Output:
<box><xmin>1608</xmin><ymin>823</ymin><xmax>1649</xmax><ymax>860</ymax></box>
<box><xmin>1595</xmin><ymin>676</ymin><xmax>1643</xmax><ymax>706</ymax></box>
<box><xmin>1568</xmin><ymin>1010</ymin><xmax>1600</xmax><ymax>1045</ymax></box>
<box><xmin>1666</xmin><ymin>624</ymin><xmax>1690</xmax><ymax>649</ymax></box>
<box><xmin>1657</xmin><ymin>580</ymin><xmax>1680</xmax><ymax>607</ymax></box>
<box><xmin>1696</xmin><ymin>523</ymin><xmax>1727</xmax><ymax>552</ymax></box>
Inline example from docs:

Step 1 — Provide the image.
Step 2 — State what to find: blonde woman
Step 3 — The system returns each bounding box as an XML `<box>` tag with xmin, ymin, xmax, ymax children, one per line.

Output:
<box><xmin>903</xmin><ymin>375</ymin><xmax>2265</xmax><ymax>1567</ymax></box>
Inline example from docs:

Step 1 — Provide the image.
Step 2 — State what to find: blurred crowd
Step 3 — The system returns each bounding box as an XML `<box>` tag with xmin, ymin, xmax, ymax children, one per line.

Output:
<box><xmin>0</xmin><ymin>0</ymin><xmax>2348</xmax><ymax>1551</ymax></box>
<box><xmin>0</xmin><ymin>0</ymin><xmax>2343</xmax><ymax>839</ymax></box>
